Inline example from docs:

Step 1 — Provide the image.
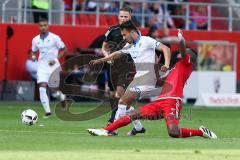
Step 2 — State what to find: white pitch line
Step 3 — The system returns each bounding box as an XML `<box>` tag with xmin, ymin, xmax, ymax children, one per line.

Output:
<box><xmin>0</xmin><ymin>129</ymin><xmax>86</xmax><ymax>136</ymax></box>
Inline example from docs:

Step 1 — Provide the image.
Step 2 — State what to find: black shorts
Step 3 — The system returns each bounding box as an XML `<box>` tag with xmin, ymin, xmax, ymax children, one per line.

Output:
<box><xmin>107</xmin><ymin>60</ymin><xmax>135</xmax><ymax>91</ymax></box>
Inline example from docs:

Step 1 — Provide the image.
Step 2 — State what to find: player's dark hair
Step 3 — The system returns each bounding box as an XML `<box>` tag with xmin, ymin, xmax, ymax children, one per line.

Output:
<box><xmin>120</xmin><ymin>20</ymin><xmax>138</xmax><ymax>32</ymax></box>
<box><xmin>148</xmin><ymin>25</ymin><xmax>158</xmax><ymax>37</ymax></box>
<box><xmin>169</xmin><ymin>48</ymin><xmax>198</xmax><ymax>69</ymax></box>
<box><xmin>38</xmin><ymin>18</ymin><xmax>48</xmax><ymax>23</ymax></box>
<box><xmin>120</xmin><ymin>6</ymin><xmax>133</xmax><ymax>14</ymax></box>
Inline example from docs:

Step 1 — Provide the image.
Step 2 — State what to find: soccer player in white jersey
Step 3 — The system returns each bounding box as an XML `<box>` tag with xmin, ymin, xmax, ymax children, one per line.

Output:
<box><xmin>89</xmin><ymin>20</ymin><xmax>171</xmax><ymax>135</ymax></box>
<box><xmin>31</xmin><ymin>18</ymin><xmax>67</xmax><ymax>118</ymax></box>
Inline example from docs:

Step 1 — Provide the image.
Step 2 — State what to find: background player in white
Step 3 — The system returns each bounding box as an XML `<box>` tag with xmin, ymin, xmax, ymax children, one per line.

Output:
<box><xmin>26</xmin><ymin>50</ymin><xmax>38</xmax><ymax>81</ymax></box>
<box><xmin>31</xmin><ymin>18</ymin><xmax>67</xmax><ymax>118</ymax></box>
<box><xmin>89</xmin><ymin>20</ymin><xmax>171</xmax><ymax>135</ymax></box>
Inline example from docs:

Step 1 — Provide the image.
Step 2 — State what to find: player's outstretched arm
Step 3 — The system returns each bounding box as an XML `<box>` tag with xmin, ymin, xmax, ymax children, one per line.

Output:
<box><xmin>178</xmin><ymin>29</ymin><xmax>197</xmax><ymax>63</ymax></box>
<box><xmin>178</xmin><ymin>29</ymin><xmax>187</xmax><ymax>59</ymax></box>
<box><xmin>89</xmin><ymin>51</ymin><xmax>123</xmax><ymax>65</ymax></box>
<box><xmin>156</xmin><ymin>42</ymin><xmax>171</xmax><ymax>72</ymax></box>
<box><xmin>160</xmin><ymin>36</ymin><xmax>180</xmax><ymax>44</ymax></box>
<box><xmin>101</xmin><ymin>41</ymin><xmax>110</xmax><ymax>57</ymax></box>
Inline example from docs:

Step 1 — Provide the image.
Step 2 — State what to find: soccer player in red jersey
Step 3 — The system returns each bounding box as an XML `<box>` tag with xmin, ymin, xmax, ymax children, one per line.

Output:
<box><xmin>88</xmin><ymin>30</ymin><xmax>217</xmax><ymax>139</ymax></box>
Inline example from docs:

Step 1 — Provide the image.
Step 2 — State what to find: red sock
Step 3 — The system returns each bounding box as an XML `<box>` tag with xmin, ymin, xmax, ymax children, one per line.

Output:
<box><xmin>105</xmin><ymin>116</ymin><xmax>132</xmax><ymax>132</ymax></box>
<box><xmin>179</xmin><ymin>128</ymin><xmax>203</xmax><ymax>138</ymax></box>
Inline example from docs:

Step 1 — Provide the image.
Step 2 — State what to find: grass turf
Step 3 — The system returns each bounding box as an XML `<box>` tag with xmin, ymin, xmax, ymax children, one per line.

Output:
<box><xmin>0</xmin><ymin>101</ymin><xmax>240</xmax><ymax>160</ymax></box>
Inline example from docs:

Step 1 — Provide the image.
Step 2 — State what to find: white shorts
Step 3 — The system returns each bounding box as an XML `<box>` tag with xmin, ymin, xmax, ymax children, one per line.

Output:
<box><xmin>37</xmin><ymin>62</ymin><xmax>62</xmax><ymax>88</ymax></box>
<box><xmin>126</xmin><ymin>72</ymin><xmax>162</xmax><ymax>99</ymax></box>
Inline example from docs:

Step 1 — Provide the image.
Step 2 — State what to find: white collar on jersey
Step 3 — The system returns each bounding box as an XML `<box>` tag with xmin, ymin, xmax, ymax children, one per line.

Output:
<box><xmin>40</xmin><ymin>32</ymin><xmax>49</xmax><ymax>40</ymax></box>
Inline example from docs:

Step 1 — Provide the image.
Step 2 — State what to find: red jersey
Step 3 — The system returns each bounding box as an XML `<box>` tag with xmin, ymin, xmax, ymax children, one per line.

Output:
<box><xmin>158</xmin><ymin>54</ymin><xmax>193</xmax><ymax>100</ymax></box>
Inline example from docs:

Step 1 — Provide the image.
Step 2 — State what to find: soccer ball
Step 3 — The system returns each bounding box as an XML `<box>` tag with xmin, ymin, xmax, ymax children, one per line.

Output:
<box><xmin>21</xmin><ymin>109</ymin><xmax>38</xmax><ymax>125</ymax></box>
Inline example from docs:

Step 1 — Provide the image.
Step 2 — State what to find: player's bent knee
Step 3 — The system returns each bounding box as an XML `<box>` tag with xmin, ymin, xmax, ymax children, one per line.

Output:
<box><xmin>167</xmin><ymin>125</ymin><xmax>180</xmax><ymax>138</ymax></box>
<box><xmin>168</xmin><ymin>131</ymin><xmax>180</xmax><ymax>138</ymax></box>
<box><xmin>119</xmin><ymin>93</ymin><xmax>137</xmax><ymax>106</ymax></box>
<box><xmin>39</xmin><ymin>82</ymin><xmax>47</xmax><ymax>88</ymax></box>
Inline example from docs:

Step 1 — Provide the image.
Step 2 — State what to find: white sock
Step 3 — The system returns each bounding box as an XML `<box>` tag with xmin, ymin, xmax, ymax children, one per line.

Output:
<box><xmin>52</xmin><ymin>90</ymin><xmax>66</xmax><ymax>102</ymax></box>
<box><xmin>114</xmin><ymin>104</ymin><xmax>127</xmax><ymax>121</ymax></box>
<box><xmin>39</xmin><ymin>87</ymin><xmax>51</xmax><ymax>113</ymax></box>
<box><xmin>127</xmin><ymin>106</ymin><xmax>143</xmax><ymax>131</ymax></box>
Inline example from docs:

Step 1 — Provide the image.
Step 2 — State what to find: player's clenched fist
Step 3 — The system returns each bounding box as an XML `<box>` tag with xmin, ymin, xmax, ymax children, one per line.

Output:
<box><xmin>161</xmin><ymin>65</ymin><xmax>169</xmax><ymax>72</ymax></box>
<box><xmin>178</xmin><ymin>29</ymin><xmax>183</xmax><ymax>39</ymax></box>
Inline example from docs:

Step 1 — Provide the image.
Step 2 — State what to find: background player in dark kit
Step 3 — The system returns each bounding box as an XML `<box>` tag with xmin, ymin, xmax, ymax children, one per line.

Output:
<box><xmin>102</xmin><ymin>7</ymin><xmax>136</xmax><ymax>125</ymax></box>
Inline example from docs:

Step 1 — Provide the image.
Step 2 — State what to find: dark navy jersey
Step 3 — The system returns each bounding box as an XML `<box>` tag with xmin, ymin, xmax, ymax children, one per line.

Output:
<box><xmin>104</xmin><ymin>25</ymin><xmax>135</xmax><ymax>89</ymax></box>
<box><xmin>104</xmin><ymin>25</ymin><xmax>127</xmax><ymax>53</ymax></box>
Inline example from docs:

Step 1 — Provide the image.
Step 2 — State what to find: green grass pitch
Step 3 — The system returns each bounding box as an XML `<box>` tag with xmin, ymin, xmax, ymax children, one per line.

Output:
<box><xmin>0</xmin><ymin>101</ymin><xmax>240</xmax><ymax>160</ymax></box>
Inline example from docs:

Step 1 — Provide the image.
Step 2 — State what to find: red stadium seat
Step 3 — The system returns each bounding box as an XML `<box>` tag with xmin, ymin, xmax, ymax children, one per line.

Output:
<box><xmin>77</xmin><ymin>14</ymin><xmax>90</xmax><ymax>25</ymax></box>
<box><xmin>211</xmin><ymin>20</ymin><xmax>228</xmax><ymax>30</ymax></box>
<box><xmin>64</xmin><ymin>14</ymin><xmax>72</xmax><ymax>25</ymax></box>
<box><xmin>89</xmin><ymin>14</ymin><xmax>96</xmax><ymax>25</ymax></box>
<box><xmin>211</xmin><ymin>9</ymin><xmax>228</xmax><ymax>30</ymax></box>
<box><xmin>75</xmin><ymin>15</ymin><xmax>80</xmax><ymax>25</ymax></box>
<box><xmin>89</xmin><ymin>14</ymin><xmax>110</xmax><ymax>26</ymax></box>
<box><xmin>108</xmin><ymin>15</ymin><xmax>118</xmax><ymax>25</ymax></box>
<box><xmin>99</xmin><ymin>15</ymin><xmax>108</xmax><ymax>26</ymax></box>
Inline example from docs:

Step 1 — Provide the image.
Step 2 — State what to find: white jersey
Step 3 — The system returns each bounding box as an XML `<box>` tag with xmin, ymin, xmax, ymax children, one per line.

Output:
<box><xmin>32</xmin><ymin>32</ymin><xmax>65</xmax><ymax>73</ymax></box>
<box><xmin>25</xmin><ymin>59</ymin><xmax>38</xmax><ymax>80</ymax></box>
<box><xmin>122</xmin><ymin>36</ymin><xmax>163</xmax><ymax>99</ymax></box>
<box><xmin>121</xmin><ymin>36</ymin><xmax>161</xmax><ymax>78</ymax></box>
<box><xmin>31</xmin><ymin>32</ymin><xmax>65</xmax><ymax>86</ymax></box>
<box><xmin>32</xmin><ymin>32</ymin><xmax>65</xmax><ymax>61</ymax></box>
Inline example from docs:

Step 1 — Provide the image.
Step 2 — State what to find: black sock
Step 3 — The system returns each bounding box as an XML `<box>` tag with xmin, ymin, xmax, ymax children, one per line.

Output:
<box><xmin>108</xmin><ymin>97</ymin><xmax>119</xmax><ymax>123</ymax></box>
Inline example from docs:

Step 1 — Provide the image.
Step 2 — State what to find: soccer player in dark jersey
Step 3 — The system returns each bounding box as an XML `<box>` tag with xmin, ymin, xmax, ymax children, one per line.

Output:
<box><xmin>102</xmin><ymin>7</ymin><xmax>144</xmax><ymax>132</ymax></box>
<box><xmin>88</xmin><ymin>30</ymin><xmax>217</xmax><ymax>139</ymax></box>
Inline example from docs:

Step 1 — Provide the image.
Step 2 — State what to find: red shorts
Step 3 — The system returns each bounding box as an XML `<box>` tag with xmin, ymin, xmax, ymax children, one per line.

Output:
<box><xmin>139</xmin><ymin>99</ymin><xmax>182</xmax><ymax>125</ymax></box>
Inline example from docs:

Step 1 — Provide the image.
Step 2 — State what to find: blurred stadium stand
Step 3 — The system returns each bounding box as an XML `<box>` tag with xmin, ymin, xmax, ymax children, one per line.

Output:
<box><xmin>0</xmin><ymin>0</ymin><xmax>240</xmax><ymax>31</ymax></box>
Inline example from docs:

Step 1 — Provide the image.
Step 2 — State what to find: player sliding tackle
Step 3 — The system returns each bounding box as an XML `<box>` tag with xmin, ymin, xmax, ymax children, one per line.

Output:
<box><xmin>89</xmin><ymin>20</ymin><xmax>171</xmax><ymax>136</ymax></box>
<box><xmin>88</xmin><ymin>29</ymin><xmax>217</xmax><ymax>139</ymax></box>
